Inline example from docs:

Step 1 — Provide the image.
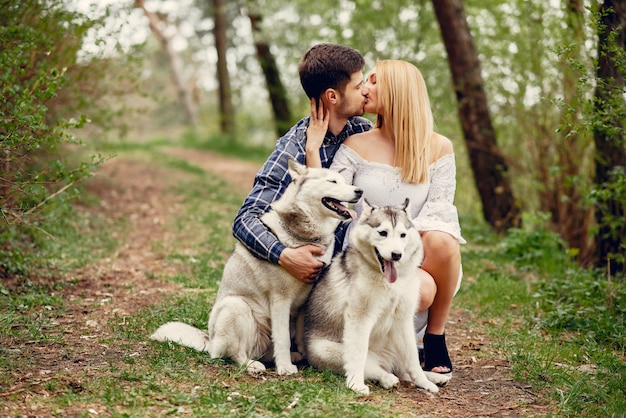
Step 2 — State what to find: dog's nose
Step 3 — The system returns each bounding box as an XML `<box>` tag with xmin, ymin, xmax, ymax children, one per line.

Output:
<box><xmin>391</xmin><ymin>252</ymin><xmax>402</xmax><ymax>261</ymax></box>
<box><xmin>355</xmin><ymin>189</ymin><xmax>363</xmax><ymax>198</ymax></box>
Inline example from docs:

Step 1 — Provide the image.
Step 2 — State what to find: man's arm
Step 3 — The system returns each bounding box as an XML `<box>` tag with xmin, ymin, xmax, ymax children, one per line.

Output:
<box><xmin>232</xmin><ymin>167</ymin><xmax>287</xmax><ymax>264</ymax></box>
<box><xmin>231</xmin><ymin>119</ymin><xmax>327</xmax><ymax>283</ymax></box>
<box><xmin>231</xmin><ymin>130</ymin><xmax>299</xmax><ymax>264</ymax></box>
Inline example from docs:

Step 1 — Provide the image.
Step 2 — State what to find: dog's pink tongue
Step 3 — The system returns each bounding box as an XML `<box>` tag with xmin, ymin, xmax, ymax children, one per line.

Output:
<box><xmin>383</xmin><ymin>260</ymin><xmax>397</xmax><ymax>283</ymax></box>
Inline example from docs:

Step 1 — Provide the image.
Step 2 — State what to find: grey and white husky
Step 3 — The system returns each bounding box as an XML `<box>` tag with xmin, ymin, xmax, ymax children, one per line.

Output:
<box><xmin>304</xmin><ymin>199</ymin><xmax>451</xmax><ymax>395</ymax></box>
<box><xmin>151</xmin><ymin>159</ymin><xmax>363</xmax><ymax>375</ymax></box>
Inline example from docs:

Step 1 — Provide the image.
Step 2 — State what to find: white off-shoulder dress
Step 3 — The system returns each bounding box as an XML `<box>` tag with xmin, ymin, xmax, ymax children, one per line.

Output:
<box><xmin>330</xmin><ymin>144</ymin><xmax>465</xmax><ymax>335</ymax></box>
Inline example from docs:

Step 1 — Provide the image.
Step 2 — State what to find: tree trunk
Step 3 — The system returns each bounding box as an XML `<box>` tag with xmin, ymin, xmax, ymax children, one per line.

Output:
<box><xmin>136</xmin><ymin>0</ymin><xmax>198</xmax><ymax>126</ymax></box>
<box><xmin>212</xmin><ymin>0</ymin><xmax>235</xmax><ymax>136</ymax></box>
<box><xmin>593</xmin><ymin>0</ymin><xmax>626</xmax><ymax>274</ymax></box>
<box><xmin>432</xmin><ymin>0</ymin><xmax>520</xmax><ymax>233</ymax></box>
<box><xmin>540</xmin><ymin>0</ymin><xmax>595</xmax><ymax>264</ymax></box>
<box><xmin>246</xmin><ymin>0</ymin><xmax>292</xmax><ymax>136</ymax></box>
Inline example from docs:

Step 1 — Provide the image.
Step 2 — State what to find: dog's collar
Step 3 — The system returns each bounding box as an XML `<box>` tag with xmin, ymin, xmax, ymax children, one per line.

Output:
<box><xmin>278</xmin><ymin>218</ymin><xmax>323</xmax><ymax>244</ymax></box>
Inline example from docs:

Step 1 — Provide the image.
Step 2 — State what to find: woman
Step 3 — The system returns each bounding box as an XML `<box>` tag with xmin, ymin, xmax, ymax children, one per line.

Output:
<box><xmin>306</xmin><ymin>60</ymin><xmax>464</xmax><ymax>375</ymax></box>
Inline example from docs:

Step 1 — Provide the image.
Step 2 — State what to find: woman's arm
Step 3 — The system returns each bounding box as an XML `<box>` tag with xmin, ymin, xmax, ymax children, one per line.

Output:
<box><xmin>305</xmin><ymin>98</ymin><xmax>329</xmax><ymax>168</ymax></box>
<box><xmin>413</xmin><ymin>151</ymin><xmax>466</xmax><ymax>244</ymax></box>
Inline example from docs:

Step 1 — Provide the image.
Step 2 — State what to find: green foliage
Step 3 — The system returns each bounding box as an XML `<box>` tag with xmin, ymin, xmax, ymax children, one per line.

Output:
<box><xmin>0</xmin><ymin>0</ymin><xmax>137</xmax><ymax>277</ymax></box>
<box><xmin>0</xmin><ymin>165</ymin><xmax>117</xmax><ymax>278</ymax></box>
<box><xmin>536</xmin><ymin>267</ymin><xmax>626</xmax><ymax>351</ymax></box>
<box><xmin>490</xmin><ymin>212</ymin><xmax>625</xmax><ymax>352</ymax></box>
<box><xmin>500</xmin><ymin>212</ymin><xmax>569</xmax><ymax>274</ymax></box>
<box><xmin>587</xmin><ymin>166</ymin><xmax>626</xmax><ymax>266</ymax></box>
<box><xmin>588</xmin><ymin>6</ymin><xmax>626</xmax><ymax>271</ymax></box>
<box><xmin>461</xmin><ymin>216</ymin><xmax>626</xmax><ymax>417</ymax></box>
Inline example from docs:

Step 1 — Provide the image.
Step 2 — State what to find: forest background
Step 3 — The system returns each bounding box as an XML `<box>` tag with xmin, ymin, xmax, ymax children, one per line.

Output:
<box><xmin>4</xmin><ymin>0</ymin><xmax>626</xmax><ymax>273</ymax></box>
<box><xmin>1</xmin><ymin>0</ymin><xmax>625</xmax><ymax>416</ymax></box>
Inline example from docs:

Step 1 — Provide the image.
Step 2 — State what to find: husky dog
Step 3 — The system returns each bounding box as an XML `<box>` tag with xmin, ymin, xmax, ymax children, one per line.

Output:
<box><xmin>304</xmin><ymin>199</ymin><xmax>451</xmax><ymax>395</ymax></box>
<box><xmin>151</xmin><ymin>159</ymin><xmax>363</xmax><ymax>375</ymax></box>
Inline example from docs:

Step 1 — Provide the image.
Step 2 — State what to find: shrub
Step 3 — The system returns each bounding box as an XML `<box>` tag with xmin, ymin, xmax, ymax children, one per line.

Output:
<box><xmin>0</xmin><ymin>1</ymin><xmax>116</xmax><ymax>276</ymax></box>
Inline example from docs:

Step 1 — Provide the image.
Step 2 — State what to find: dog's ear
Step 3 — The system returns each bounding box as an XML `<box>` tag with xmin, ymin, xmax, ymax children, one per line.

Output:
<box><xmin>400</xmin><ymin>198</ymin><xmax>411</xmax><ymax>213</ymax></box>
<box><xmin>287</xmin><ymin>158</ymin><xmax>307</xmax><ymax>180</ymax></box>
<box><xmin>360</xmin><ymin>198</ymin><xmax>373</xmax><ymax>218</ymax></box>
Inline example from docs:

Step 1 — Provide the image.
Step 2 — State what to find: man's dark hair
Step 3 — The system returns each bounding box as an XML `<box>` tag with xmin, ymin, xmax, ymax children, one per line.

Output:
<box><xmin>298</xmin><ymin>43</ymin><xmax>365</xmax><ymax>100</ymax></box>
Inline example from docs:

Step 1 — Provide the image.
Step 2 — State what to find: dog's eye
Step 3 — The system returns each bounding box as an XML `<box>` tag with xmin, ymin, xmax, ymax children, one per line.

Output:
<box><xmin>379</xmin><ymin>231</ymin><xmax>387</xmax><ymax>237</ymax></box>
<box><xmin>400</xmin><ymin>233</ymin><xmax>406</xmax><ymax>238</ymax></box>
<box><xmin>328</xmin><ymin>180</ymin><xmax>337</xmax><ymax>184</ymax></box>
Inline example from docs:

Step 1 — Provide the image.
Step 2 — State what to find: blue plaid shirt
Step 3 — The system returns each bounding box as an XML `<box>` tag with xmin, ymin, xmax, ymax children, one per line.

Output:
<box><xmin>232</xmin><ymin>115</ymin><xmax>372</xmax><ymax>263</ymax></box>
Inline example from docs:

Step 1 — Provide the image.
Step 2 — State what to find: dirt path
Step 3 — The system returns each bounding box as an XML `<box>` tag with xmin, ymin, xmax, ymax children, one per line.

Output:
<box><xmin>3</xmin><ymin>149</ymin><xmax>550</xmax><ymax>416</ymax></box>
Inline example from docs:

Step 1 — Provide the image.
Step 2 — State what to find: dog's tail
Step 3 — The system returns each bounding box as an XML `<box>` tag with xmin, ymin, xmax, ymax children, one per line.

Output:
<box><xmin>150</xmin><ymin>321</ymin><xmax>210</xmax><ymax>352</ymax></box>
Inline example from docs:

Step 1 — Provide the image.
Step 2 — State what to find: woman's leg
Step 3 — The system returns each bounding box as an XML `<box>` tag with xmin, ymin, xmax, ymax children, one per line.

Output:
<box><xmin>420</xmin><ymin>231</ymin><xmax>461</xmax><ymax>373</ymax></box>
<box><xmin>417</xmin><ymin>268</ymin><xmax>436</xmax><ymax>313</ymax></box>
<box><xmin>421</xmin><ymin>231</ymin><xmax>461</xmax><ymax>333</ymax></box>
<box><xmin>415</xmin><ymin>270</ymin><xmax>436</xmax><ymax>365</ymax></box>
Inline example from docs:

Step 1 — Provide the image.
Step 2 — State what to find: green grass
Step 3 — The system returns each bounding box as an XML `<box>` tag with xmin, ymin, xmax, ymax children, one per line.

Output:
<box><xmin>457</xmin><ymin>215</ymin><xmax>626</xmax><ymax>417</ymax></box>
<box><xmin>0</xmin><ymin>189</ymin><xmax>120</xmax><ymax>279</ymax></box>
<box><xmin>99</xmin><ymin>129</ymin><xmax>275</xmax><ymax>166</ymax></box>
<box><xmin>1</xmin><ymin>136</ymin><xmax>625</xmax><ymax>416</ymax></box>
<box><xmin>180</xmin><ymin>130</ymin><xmax>275</xmax><ymax>164</ymax></box>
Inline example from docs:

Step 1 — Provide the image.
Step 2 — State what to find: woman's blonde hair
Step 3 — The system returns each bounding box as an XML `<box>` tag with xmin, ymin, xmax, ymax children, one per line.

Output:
<box><xmin>375</xmin><ymin>60</ymin><xmax>433</xmax><ymax>184</ymax></box>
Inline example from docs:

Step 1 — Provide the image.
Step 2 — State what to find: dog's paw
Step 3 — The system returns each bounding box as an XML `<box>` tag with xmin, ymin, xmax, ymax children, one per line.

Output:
<box><xmin>347</xmin><ymin>381</ymin><xmax>370</xmax><ymax>396</ymax></box>
<box><xmin>276</xmin><ymin>363</ymin><xmax>298</xmax><ymax>376</ymax></box>
<box><xmin>415</xmin><ymin>378</ymin><xmax>439</xmax><ymax>394</ymax></box>
<box><xmin>245</xmin><ymin>360</ymin><xmax>266</xmax><ymax>374</ymax></box>
<box><xmin>424</xmin><ymin>370</ymin><xmax>452</xmax><ymax>386</ymax></box>
<box><xmin>379</xmin><ymin>372</ymin><xmax>400</xmax><ymax>389</ymax></box>
<box><xmin>346</xmin><ymin>376</ymin><xmax>370</xmax><ymax>396</ymax></box>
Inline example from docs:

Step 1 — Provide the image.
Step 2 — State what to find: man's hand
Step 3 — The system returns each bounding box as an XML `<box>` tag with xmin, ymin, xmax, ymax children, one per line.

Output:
<box><xmin>279</xmin><ymin>245</ymin><xmax>325</xmax><ymax>283</ymax></box>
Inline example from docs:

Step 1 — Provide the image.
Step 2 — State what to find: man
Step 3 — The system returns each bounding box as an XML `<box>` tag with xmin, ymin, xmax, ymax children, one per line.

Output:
<box><xmin>232</xmin><ymin>43</ymin><xmax>371</xmax><ymax>283</ymax></box>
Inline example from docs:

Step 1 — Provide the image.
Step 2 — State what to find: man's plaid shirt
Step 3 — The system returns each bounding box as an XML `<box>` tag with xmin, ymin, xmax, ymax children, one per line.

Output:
<box><xmin>232</xmin><ymin>115</ymin><xmax>372</xmax><ymax>263</ymax></box>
